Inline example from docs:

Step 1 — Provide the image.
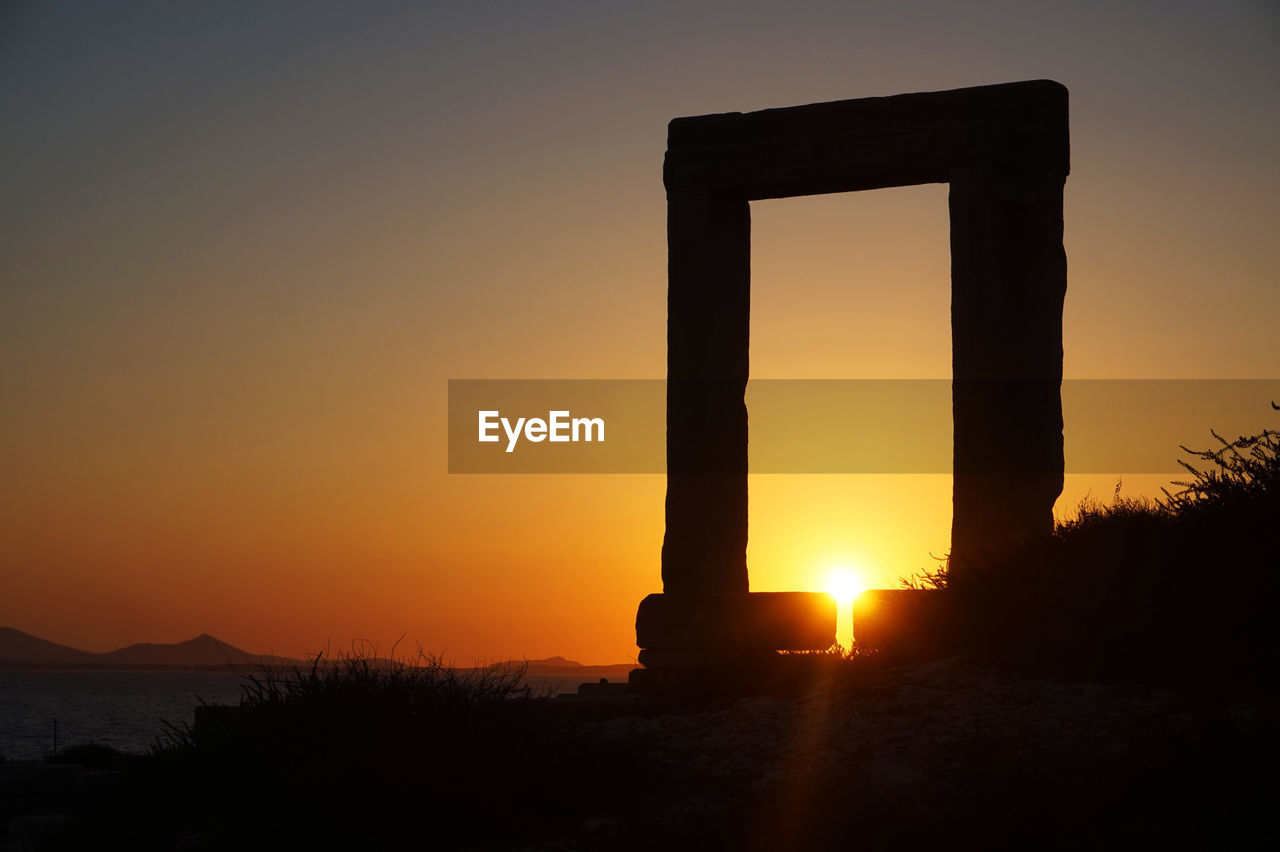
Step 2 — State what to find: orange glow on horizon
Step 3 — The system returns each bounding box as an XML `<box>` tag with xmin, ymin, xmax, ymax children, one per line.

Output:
<box><xmin>2</xmin><ymin>5</ymin><xmax>1276</xmax><ymax>666</ymax></box>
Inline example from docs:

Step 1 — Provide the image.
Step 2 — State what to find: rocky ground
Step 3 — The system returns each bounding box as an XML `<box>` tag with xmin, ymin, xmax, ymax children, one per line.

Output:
<box><xmin>536</xmin><ymin>658</ymin><xmax>1273</xmax><ymax>850</ymax></box>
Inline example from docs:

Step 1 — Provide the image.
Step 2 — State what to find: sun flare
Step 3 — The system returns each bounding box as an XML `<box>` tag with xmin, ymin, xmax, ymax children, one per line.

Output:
<box><xmin>825</xmin><ymin>568</ymin><xmax>867</xmax><ymax>607</ymax></box>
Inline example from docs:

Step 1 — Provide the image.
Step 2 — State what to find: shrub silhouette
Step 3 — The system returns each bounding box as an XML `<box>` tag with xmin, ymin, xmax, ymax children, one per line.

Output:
<box><xmin>952</xmin><ymin>402</ymin><xmax>1279</xmax><ymax>684</ymax></box>
<box><xmin>52</xmin><ymin>647</ymin><xmax>654</xmax><ymax>850</ymax></box>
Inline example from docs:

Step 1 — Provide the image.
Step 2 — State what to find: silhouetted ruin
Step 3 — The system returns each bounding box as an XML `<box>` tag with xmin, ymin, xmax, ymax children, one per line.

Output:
<box><xmin>636</xmin><ymin>80</ymin><xmax>1069</xmax><ymax>679</ymax></box>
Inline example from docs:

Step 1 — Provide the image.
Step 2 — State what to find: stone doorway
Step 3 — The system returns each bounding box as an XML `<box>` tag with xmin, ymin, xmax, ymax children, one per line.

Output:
<box><xmin>636</xmin><ymin>80</ymin><xmax>1069</xmax><ymax>677</ymax></box>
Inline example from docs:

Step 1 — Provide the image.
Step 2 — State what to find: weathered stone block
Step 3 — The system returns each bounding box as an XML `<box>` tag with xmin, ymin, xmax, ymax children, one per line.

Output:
<box><xmin>636</xmin><ymin>647</ymin><xmax>779</xmax><ymax>669</ymax></box>
<box><xmin>636</xmin><ymin>592</ymin><xmax>835</xmax><ymax>651</ymax></box>
<box><xmin>852</xmin><ymin>589</ymin><xmax>954</xmax><ymax>661</ymax></box>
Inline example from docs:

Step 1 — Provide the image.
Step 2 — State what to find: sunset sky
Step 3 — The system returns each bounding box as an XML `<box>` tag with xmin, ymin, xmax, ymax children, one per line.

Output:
<box><xmin>2</xmin><ymin>1</ymin><xmax>1278</xmax><ymax>663</ymax></box>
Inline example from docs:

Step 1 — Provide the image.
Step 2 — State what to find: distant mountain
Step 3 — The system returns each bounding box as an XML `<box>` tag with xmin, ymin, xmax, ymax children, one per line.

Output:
<box><xmin>514</xmin><ymin>656</ymin><xmax>635</xmax><ymax>686</ymax></box>
<box><xmin>0</xmin><ymin>627</ymin><xmax>97</xmax><ymax>665</ymax></box>
<box><xmin>0</xmin><ymin>628</ymin><xmax>300</xmax><ymax>669</ymax></box>
<box><xmin>0</xmin><ymin>628</ymin><xmax>634</xmax><ymax>675</ymax></box>
<box><xmin>525</xmin><ymin>655</ymin><xmax>580</xmax><ymax>667</ymax></box>
<box><xmin>101</xmin><ymin>634</ymin><xmax>289</xmax><ymax>667</ymax></box>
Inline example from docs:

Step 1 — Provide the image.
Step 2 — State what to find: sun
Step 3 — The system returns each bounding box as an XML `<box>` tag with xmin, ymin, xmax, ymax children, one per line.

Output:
<box><xmin>825</xmin><ymin>568</ymin><xmax>867</xmax><ymax>607</ymax></box>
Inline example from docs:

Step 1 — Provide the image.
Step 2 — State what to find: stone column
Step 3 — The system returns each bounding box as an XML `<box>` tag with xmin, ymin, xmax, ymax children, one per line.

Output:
<box><xmin>661</xmin><ymin>190</ymin><xmax>751</xmax><ymax>596</ymax></box>
<box><xmin>948</xmin><ymin>163</ymin><xmax>1067</xmax><ymax>581</ymax></box>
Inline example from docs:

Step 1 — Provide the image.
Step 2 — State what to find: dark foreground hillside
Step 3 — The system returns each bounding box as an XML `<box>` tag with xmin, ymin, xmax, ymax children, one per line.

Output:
<box><xmin>5</xmin><ymin>651</ymin><xmax>1276</xmax><ymax>851</ymax></box>
<box><xmin>9</xmin><ymin>411</ymin><xmax>1277</xmax><ymax>850</ymax></box>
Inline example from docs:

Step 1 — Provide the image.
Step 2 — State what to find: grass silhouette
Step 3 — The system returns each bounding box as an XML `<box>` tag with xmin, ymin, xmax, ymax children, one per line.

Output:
<box><xmin>37</xmin><ymin>647</ymin><xmax>654</xmax><ymax>850</ymax></box>
<box><xmin>941</xmin><ymin>402</ymin><xmax>1279</xmax><ymax>685</ymax></box>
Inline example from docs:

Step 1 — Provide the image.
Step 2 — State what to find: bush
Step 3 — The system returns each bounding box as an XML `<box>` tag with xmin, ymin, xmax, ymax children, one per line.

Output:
<box><xmin>53</xmin><ymin>646</ymin><xmax>653</xmax><ymax>850</ymax></box>
<box><xmin>946</xmin><ymin>403</ymin><xmax>1279</xmax><ymax>685</ymax></box>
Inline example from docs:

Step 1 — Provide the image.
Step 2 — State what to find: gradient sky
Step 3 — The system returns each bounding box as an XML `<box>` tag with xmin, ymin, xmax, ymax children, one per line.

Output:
<box><xmin>2</xmin><ymin>1</ymin><xmax>1278</xmax><ymax>663</ymax></box>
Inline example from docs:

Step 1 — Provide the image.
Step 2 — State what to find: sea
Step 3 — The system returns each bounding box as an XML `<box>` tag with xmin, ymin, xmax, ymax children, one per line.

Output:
<box><xmin>0</xmin><ymin>670</ymin><xmax>246</xmax><ymax>762</ymax></box>
<box><xmin>0</xmin><ymin>667</ymin><xmax>622</xmax><ymax>762</ymax></box>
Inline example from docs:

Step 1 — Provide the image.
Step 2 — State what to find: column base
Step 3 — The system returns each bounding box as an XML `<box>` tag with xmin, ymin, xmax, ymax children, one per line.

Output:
<box><xmin>635</xmin><ymin>591</ymin><xmax>836</xmax><ymax>653</ymax></box>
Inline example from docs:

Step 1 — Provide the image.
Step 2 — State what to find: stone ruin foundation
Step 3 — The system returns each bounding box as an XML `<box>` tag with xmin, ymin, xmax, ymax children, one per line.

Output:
<box><xmin>632</xmin><ymin>80</ymin><xmax>1069</xmax><ymax>690</ymax></box>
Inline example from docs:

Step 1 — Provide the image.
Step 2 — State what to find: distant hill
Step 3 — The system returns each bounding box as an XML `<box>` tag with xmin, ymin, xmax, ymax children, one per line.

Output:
<box><xmin>524</xmin><ymin>655</ymin><xmax>579</xmax><ymax>667</ymax></box>
<box><xmin>0</xmin><ymin>628</ymin><xmax>301</xmax><ymax>670</ymax></box>
<box><xmin>0</xmin><ymin>628</ymin><xmax>635</xmax><ymax>678</ymax></box>
<box><xmin>505</xmin><ymin>656</ymin><xmax>636</xmax><ymax>691</ymax></box>
<box><xmin>0</xmin><ymin>627</ymin><xmax>97</xmax><ymax>665</ymax></box>
<box><xmin>100</xmin><ymin>634</ymin><xmax>293</xmax><ymax>668</ymax></box>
